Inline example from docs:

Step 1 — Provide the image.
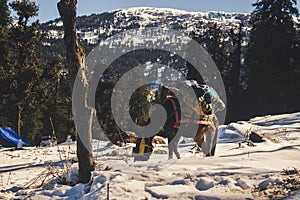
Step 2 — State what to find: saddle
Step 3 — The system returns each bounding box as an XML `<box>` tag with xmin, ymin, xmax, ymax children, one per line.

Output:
<box><xmin>157</xmin><ymin>81</ymin><xmax>217</xmax><ymax>128</ymax></box>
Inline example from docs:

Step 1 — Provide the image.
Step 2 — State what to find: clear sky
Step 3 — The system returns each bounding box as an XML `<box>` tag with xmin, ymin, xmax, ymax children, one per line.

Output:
<box><xmin>10</xmin><ymin>0</ymin><xmax>300</xmax><ymax>23</ymax></box>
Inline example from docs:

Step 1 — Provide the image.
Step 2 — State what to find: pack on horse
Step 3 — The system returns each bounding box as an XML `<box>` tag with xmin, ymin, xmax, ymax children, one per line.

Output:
<box><xmin>133</xmin><ymin>80</ymin><xmax>225</xmax><ymax>161</ymax></box>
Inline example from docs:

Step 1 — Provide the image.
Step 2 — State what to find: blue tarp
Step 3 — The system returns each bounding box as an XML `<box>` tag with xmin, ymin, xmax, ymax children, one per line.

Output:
<box><xmin>0</xmin><ymin>127</ymin><xmax>31</xmax><ymax>147</ymax></box>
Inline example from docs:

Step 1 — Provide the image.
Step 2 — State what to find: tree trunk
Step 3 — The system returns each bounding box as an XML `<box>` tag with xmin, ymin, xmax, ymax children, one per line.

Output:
<box><xmin>57</xmin><ymin>0</ymin><xmax>94</xmax><ymax>184</ymax></box>
<box><xmin>17</xmin><ymin>104</ymin><xmax>22</xmax><ymax>136</ymax></box>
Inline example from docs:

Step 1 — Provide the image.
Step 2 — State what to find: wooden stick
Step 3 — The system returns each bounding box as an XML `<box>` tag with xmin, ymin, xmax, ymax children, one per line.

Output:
<box><xmin>107</xmin><ymin>182</ymin><xmax>109</xmax><ymax>200</ymax></box>
<box><xmin>50</xmin><ymin>117</ymin><xmax>66</xmax><ymax>171</ymax></box>
<box><xmin>49</xmin><ymin>117</ymin><xmax>55</xmax><ymax>138</ymax></box>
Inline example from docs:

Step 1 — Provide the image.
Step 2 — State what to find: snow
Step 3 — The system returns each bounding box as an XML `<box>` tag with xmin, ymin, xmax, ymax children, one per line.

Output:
<box><xmin>43</xmin><ymin>7</ymin><xmax>300</xmax><ymax>47</ymax></box>
<box><xmin>1</xmin><ymin>112</ymin><xmax>300</xmax><ymax>199</ymax></box>
<box><xmin>45</xmin><ymin>7</ymin><xmax>254</xmax><ymax>46</ymax></box>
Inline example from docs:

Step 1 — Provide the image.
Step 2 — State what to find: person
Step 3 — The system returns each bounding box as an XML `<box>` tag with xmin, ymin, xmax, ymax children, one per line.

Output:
<box><xmin>34</xmin><ymin>132</ymin><xmax>42</xmax><ymax>147</ymax></box>
<box><xmin>17</xmin><ymin>138</ymin><xmax>23</xmax><ymax>149</ymax></box>
<box><xmin>177</xmin><ymin>80</ymin><xmax>225</xmax><ymax>156</ymax></box>
<box><xmin>66</xmin><ymin>135</ymin><xmax>72</xmax><ymax>145</ymax></box>
<box><xmin>194</xmin><ymin>82</ymin><xmax>225</xmax><ymax>156</ymax></box>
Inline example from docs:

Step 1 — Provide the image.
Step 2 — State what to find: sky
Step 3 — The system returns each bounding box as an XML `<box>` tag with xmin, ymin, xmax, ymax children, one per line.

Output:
<box><xmin>9</xmin><ymin>0</ymin><xmax>300</xmax><ymax>23</ymax></box>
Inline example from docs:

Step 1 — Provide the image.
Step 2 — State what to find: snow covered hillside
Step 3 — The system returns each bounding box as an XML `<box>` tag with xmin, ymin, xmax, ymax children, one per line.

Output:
<box><xmin>41</xmin><ymin>7</ymin><xmax>300</xmax><ymax>67</ymax></box>
<box><xmin>42</xmin><ymin>7</ymin><xmax>300</xmax><ymax>44</ymax></box>
<box><xmin>42</xmin><ymin>7</ymin><xmax>300</xmax><ymax>43</ymax></box>
<box><xmin>1</xmin><ymin>112</ymin><xmax>300</xmax><ymax>199</ymax></box>
<box><xmin>43</xmin><ymin>7</ymin><xmax>253</xmax><ymax>43</ymax></box>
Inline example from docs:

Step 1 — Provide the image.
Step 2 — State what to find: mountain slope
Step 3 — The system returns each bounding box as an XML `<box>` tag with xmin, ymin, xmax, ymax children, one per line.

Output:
<box><xmin>42</xmin><ymin>7</ymin><xmax>252</xmax><ymax>45</ymax></box>
<box><xmin>41</xmin><ymin>7</ymin><xmax>300</xmax><ymax>62</ymax></box>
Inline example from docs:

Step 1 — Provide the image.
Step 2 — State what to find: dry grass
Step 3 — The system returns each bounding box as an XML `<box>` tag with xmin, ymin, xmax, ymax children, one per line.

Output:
<box><xmin>252</xmin><ymin>168</ymin><xmax>300</xmax><ymax>199</ymax></box>
<box><xmin>22</xmin><ymin>142</ymin><xmax>75</xmax><ymax>190</ymax></box>
<box><xmin>23</xmin><ymin>164</ymin><xmax>61</xmax><ymax>189</ymax></box>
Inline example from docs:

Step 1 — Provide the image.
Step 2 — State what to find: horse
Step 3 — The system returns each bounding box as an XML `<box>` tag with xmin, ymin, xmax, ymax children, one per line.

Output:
<box><xmin>133</xmin><ymin>83</ymin><xmax>222</xmax><ymax>161</ymax></box>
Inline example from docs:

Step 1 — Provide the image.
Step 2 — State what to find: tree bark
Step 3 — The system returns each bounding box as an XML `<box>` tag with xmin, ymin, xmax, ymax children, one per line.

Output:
<box><xmin>57</xmin><ymin>0</ymin><xmax>94</xmax><ymax>184</ymax></box>
<box><xmin>17</xmin><ymin>104</ymin><xmax>22</xmax><ymax>136</ymax></box>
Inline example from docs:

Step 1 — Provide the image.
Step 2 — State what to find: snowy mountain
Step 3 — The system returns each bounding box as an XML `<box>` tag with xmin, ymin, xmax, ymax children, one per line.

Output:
<box><xmin>41</xmin><ymin>7</ymin><xmax>300</xmax><ymax>67</ymax></box>
<box><xmin>42</xmin><ymin>7</ymin><xmax>300</xmax><ymax>44</ymax></box>
<box><xmin>42</xmin><ymin>7</ymin><xmax>253</xmax><ymax>45</ymax></box>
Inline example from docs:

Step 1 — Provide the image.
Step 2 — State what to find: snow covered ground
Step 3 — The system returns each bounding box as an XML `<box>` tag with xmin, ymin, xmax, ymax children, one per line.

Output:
<box><xmin>1</xmin><ymin>112</ymin><xmax>300</xmax><ymax>199</ymax></box>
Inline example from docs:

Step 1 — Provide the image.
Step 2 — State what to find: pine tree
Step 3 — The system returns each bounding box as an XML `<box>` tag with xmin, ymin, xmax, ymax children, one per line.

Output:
<box><xmin>0</xmin><ymin>0</ymin><xmax>10</xmax><ymax>65</ymax></box>
<box><xmin>188</xmin><ymin>23</ymin><xmax>230</xmax><ymax>85</ymax></box>
<box><xmin>129</xmin><ymin>85</ymin><xmax>151</xmax><ymax>127</ymax></box>
<box><xmin>96</xmin><ymin>56</ymin><xmax>151</xmax><ymax>145</ymax></box>
<box><xmin>227</xmin><ymin>23</ymin><xmax>244</xmax><ymax>94</ymax></box>
<box><xmin>226</xmin><ymin>23</ymin><xmax>246</xmax><ymax>121</ymax></box>
<box><xmin>200</xmin><ymin>22</ymin><xmax>230</xmax><ymax>72</ymax></box>
<box><xmin>245</xmin><ymin>0</ymin><xmax>299</xmax><ymax>115</ymax></box>
<box><xmin>8</xmin><ymin>0</ymin><xmax>44</xmax><ymax>140</ymax></box>
<box><xmin>41</xmin><ymin>55</ymin><xmax>74</xmax><ymax>143</ymax></box>
<box><xmin>96</xmin><ymin>76</ymin><xmax>128</xmax><ymax>144</ymax></box>
<box><xmin>0</xmin><ymin>0</ymin><xmax>11</xmax><ymax>127</ymax></box>
<box><xmin>289</xmin><ymin>19</ymin><xmax>300</xmax><ymax>111</ymax></box>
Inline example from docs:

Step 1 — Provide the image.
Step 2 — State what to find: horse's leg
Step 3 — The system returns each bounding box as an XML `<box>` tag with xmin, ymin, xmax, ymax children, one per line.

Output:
<box><xmin>168</xmin><ymin>136</ymin><xmax>175</xmax><ymax>159</ymax></box>
<box><xmin>167</xmin><ymin>131</ymin><xmax>181</xmax><ymax>159</ymax></box>
<box><xmin>168</xmin><ymin>139</ymin><xmax>173</xmax><ymax>159</ymax></box>
<box><xmin>158</xmin><ymin>130</ymin><xmax>174</xmax><ymax>159</ymax></box>
<box><xmin>168</xmin><ymin>140</ymin><xmax>180</xmax><ymax>159</ymax></box>
<box><xmin>163</xmin><ymin>130</ymin><xmax>173</xmax><ymax>159</ymax></box>
<box><xmin>172</xmin><ymin>134</ymin><xmax>181</xmax><ymax>159</ymax></box>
